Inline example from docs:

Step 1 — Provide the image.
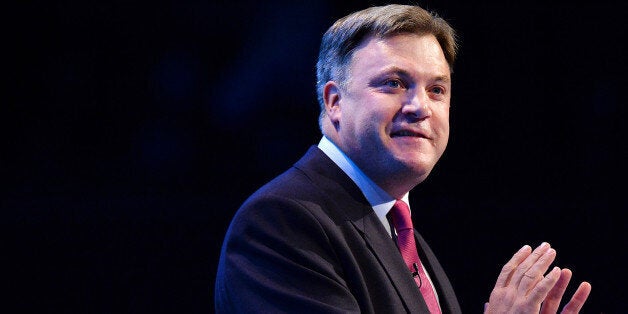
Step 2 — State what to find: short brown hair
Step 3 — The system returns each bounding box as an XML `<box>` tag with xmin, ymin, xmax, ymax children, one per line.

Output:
<box><xmin>316</xmin><ymin>4</ymin><xmax>458</xmax><ymax>128</ymax></box>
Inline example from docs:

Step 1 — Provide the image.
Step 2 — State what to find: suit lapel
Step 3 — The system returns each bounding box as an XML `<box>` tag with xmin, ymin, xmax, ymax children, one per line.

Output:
<box><xmin>351</xmin><ymin>212</ymin><xmax>431</xmax><ymax>313</ymax></box>
<box><xmin>295</xmin><ymin>146</ymin><xmax>431</xmax><ymax>312</ymax></box>
<box><xmin>415</xmin><ymin>231</ymin><xmax>461</xmax><ymax>314</ymax></box>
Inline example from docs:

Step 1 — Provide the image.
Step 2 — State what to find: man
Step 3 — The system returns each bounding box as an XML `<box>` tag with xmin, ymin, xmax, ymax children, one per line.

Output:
<box><xmin>215</xmin><ymin>4</ymin><xmax>591</xmax><ymax>313</ymax></box>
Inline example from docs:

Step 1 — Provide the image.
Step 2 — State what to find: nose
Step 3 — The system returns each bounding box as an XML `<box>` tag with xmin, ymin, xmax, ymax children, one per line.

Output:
<box><xmin>401</xmin><ymin>90</ymin><xmax>431</xmax><ymax>120</ymax></box>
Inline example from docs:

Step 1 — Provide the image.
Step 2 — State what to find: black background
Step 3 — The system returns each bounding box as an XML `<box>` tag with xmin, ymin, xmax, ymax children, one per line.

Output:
<box><xmin>5</xmin><ymin>0</ymin><xmax>627</xmax><ymax>313</ymax></box>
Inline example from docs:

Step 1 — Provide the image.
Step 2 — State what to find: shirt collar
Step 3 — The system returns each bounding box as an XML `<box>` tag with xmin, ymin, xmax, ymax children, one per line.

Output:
<box><xmin>318</xmin><ymin>136</ymin><xmax>410</xmax><ymax>236</ymax></box>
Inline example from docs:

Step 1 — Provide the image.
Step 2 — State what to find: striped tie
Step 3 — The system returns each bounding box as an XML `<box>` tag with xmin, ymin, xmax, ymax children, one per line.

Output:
<box><xmin>389</xmin><ymin>200</ymin><xmax>441</xmax><ymax>314</ymax></box>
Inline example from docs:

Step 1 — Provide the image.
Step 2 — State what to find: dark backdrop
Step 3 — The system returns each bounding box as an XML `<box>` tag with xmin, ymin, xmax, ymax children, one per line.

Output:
<box><xmin>5</xmin><ymin>0</ymin><xmax>626</xmax><ymax>313</ymax></box>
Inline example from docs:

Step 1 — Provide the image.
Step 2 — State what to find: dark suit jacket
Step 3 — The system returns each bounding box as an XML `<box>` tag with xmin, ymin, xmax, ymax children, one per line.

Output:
<box><xmin>215</xmin><ymin>146</ymin><xmax>461</xmax><ymax>313</ymax></box>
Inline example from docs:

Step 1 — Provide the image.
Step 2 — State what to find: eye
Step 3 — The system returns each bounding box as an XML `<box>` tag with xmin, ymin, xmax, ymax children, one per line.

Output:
<box><xmin>384</xmin><ymin>79</ymin><xmax>405</xmax><ymax>89</ymax></box>
<box><xmin>429</xmin><ymin>86</ymin><xmax>445</xmax><ymax>95</ymax></box>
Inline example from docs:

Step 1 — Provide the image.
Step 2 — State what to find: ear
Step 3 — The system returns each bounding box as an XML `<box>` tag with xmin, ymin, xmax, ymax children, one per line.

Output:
<box><xmin>323</xmin><ymin>81</ymin><xmax>342</xmax><ymax>125</ymax></box>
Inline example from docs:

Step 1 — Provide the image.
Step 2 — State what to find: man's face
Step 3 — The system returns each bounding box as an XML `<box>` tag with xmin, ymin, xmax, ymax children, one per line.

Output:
<box><xmin>329</xmin><ymin>33</ymin><xmax>451</xmax><ymax>197</ymax></box>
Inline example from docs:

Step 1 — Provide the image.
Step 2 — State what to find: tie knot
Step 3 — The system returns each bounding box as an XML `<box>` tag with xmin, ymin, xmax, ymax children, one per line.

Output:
<box><xmin>389</xmin><ymin>200</ymin><xmax>413</xmax><ymax>231</ymax></box>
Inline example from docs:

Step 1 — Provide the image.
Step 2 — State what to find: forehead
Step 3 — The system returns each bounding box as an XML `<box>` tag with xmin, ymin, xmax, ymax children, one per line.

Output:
<box><xmin>349</xmin><ymin>33</ymin><xmax>451</xmax><ymax>80</ymax></box>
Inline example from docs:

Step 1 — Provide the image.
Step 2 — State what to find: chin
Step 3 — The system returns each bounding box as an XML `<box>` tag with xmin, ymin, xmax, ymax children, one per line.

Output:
<box><xmin>399</xmin><ymin>154</ymin><xmax>436</xmax><ymax>171</ymax></box>
<box><xmin>395</xmin><ymin>161</ymin><xmax>431</xmax><ymax>181</ymax></box>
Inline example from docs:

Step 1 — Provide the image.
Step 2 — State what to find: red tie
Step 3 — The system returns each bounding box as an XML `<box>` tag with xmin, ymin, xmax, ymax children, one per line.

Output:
<box><xmin>389</xmin><ymin>200</ymin><xmax>441</xmax><ymax>314</ymax></box>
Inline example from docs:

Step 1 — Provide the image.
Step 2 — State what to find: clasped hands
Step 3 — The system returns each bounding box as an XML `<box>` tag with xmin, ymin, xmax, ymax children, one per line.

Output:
<box><xmin>484</xmin><ymin>242</ymin><xmax>592</xmax><ymax>314</ymax></box>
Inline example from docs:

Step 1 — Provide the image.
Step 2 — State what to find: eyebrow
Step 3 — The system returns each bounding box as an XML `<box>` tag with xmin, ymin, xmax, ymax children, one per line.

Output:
<box><xmin>380</xmin><ymin>66</ymin><xmax>451</xmax><ymax>83</ymax></box>
<box><xmin>433</xmin><ymin>75</ymin><xmax>451</xmax><ymax>84</ymax></box>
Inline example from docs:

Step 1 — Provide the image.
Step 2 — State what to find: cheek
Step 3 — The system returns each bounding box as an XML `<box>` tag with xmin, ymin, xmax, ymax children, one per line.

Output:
<box><xmin>356</xmin><ymin>106</ymin><xmax>390</xmax><ymax>130</ymax></box>
<box><xmin>434</xmin><ymin>106</ymin><xmax>450</xmax><ymax>131</ymax></box>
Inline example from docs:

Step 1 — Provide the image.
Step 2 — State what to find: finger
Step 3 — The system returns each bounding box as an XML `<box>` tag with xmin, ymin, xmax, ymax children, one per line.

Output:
<box><xmin>494</xmin><ymin>244</ymin><xmax>531</xmax><ymax>287</ymax></box>
<box><xmin>517</xmin><ymin>247</ymin><xmax>556</xmax><ymax>293</ymax></box>
<box><xmin>540</xmin><ymin>268</ymin><xmax>572</xmax><ymax>314</ymax></box>
<box><xmin>527</xmin><ymin>266</ymin><xmax>562</xmax><ymax>304</ymax></box>
<box><xmin>560</xmin><ymin>281</ymin><xmax>592</xmax><ymax>314</ymax></box>
<box><xmin>514</xmin><ymin>243</ymin><xmax>550</xmax><ymax>286</ymax></box>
